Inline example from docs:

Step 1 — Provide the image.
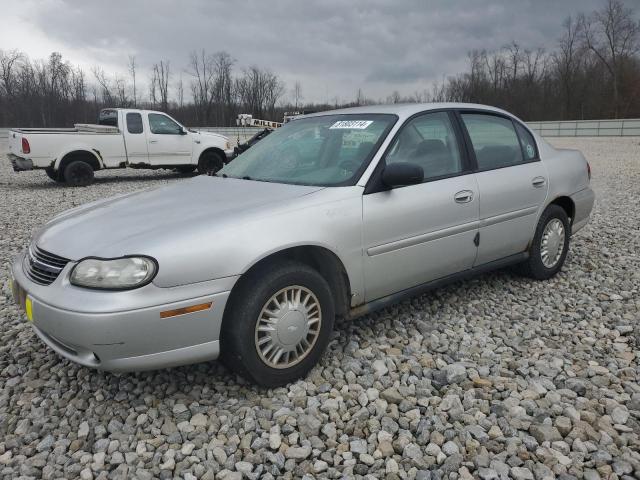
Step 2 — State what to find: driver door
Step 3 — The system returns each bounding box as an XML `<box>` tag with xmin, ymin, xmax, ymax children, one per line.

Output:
<box><xmin>362</xmin><ymin>111</ymin><xmax>480</xmax><ymax>301</ymax></box>
<box><xmin>146</xmin><ymin>113</ymin><xmax>193</xmax><ymax>165</ymax></box>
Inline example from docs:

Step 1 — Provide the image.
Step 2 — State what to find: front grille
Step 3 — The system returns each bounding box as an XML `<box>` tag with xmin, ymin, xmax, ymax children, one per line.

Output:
<box><xmin>24</xmin><ymin>246</ymin><xmax>70</xmax><ymax>285</ymax></box>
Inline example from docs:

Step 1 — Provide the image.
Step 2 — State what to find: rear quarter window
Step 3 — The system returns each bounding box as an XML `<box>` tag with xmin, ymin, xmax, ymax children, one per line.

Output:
<box><xmin>126</xmin><ymin>113</ymin><xmax>144</xmax><ymax>134</ymax></box>
<box><xmin>98</xmin><ymin>110</ymin><xmax>119</xmax><ymax>127</ymax></box>
<box><xmin>514</xmin><ymin>122</ymin><xmax>538</xmax><ymax>161</ymax></box>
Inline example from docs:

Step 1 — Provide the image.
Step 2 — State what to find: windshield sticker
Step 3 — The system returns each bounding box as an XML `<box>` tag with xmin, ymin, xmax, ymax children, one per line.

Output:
<box><xmin>330</xmin><ymin>120</ymin><xmax>373</xmax><ymax>130</ymax></box>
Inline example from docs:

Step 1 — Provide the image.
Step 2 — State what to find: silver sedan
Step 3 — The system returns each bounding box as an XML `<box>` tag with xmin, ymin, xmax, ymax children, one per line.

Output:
<box><xmin>11</xmin><ymin>103</ymin><xmax>594</xmax><ymax>386</ymax></box>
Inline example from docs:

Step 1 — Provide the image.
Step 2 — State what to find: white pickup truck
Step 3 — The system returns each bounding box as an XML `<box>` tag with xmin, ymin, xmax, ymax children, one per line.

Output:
<box><xmin>7</xmin><ymin>108</ymin><xmax>233</xmax><ymax>186</ymax></box>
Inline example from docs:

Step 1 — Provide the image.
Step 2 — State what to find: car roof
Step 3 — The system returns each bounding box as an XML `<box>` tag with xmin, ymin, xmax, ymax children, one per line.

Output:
<box><xmin>303</xmin><ymin>102</ymin><xmax>516</xmax><ymax>122</ymax></box>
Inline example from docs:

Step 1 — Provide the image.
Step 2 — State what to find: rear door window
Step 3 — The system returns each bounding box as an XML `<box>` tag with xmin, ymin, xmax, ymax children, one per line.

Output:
<box><xmin>461</xmin><ymin>113</ymin><xmax>524</xmax><ymax>170</ymax></box>
<box><xmin>126</xmin><ymin>113</ymin><xmax>144</xmax><ymax>134</ymax></box>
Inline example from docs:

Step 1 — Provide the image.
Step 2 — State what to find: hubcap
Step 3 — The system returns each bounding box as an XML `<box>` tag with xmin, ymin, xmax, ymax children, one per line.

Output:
<box><xmin>255</xmin><ymin>286</ymin><xmax>322</xmax><ymax>369</ymax></box>
<box><xmin>540</xmin><ymin>218</ymin><xmax>565</xmax><ymax>268</ymax></box>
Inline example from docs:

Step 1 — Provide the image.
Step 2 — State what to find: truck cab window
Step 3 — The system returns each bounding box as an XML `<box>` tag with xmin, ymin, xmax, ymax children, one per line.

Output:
<box><xmin>148</xmin><ymin>114</ymin><xmax>182</xmax><ymax>135</ymax></box>
<box><xmin>126</xmin><ymin>113</ymin><xmax>143</xmax><ymax>134</ymax></box>
<box><xmin>98</xmin><ymin>109</ymin><xmax>118</xmax><ymax>127</ymax></box>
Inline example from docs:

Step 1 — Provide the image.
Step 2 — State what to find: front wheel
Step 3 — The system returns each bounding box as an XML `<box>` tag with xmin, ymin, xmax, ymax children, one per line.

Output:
<box><xmin>197</xmin><ymin>151</ymin><xmax>224</xmax><ymax>176</ymax></box>
<box><xmin>221</xmin><ymin>261</ymin><xmax>335</xmax><ymax>387</ymax></box>
<box><xmin>516</xmin><ymin>204</ymin><xmax>570</xmax><ymax>280</ymax></box>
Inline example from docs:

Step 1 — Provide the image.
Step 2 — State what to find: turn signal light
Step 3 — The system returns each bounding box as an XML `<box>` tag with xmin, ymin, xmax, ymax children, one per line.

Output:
<box><xmin>22</xmin><ymin>137</ymin><xmax>30</xmax><ymax>154</ymax></box>
<box><xmin>160</xmin><ymin>302</ymin><xmax>212</xmax><ymax>318</ymax></box>
<box><xmin>587</xmin><ymin>161</ymin><xmax>591</xmax><ymax>181</ymax></box>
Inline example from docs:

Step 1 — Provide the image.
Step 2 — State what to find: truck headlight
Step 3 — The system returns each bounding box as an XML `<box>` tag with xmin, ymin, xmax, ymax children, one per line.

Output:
<box><xmin>70</xmin><ymin>257</ymin><xmax>157</xmax><ymax>290</ymax></box>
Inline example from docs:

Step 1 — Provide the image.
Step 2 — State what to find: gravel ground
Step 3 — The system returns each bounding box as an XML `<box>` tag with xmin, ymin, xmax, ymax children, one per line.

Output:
<box><xmin>0</xmin><ymin>137</ymin><xmax>638</xmax><ymax>480</ymax></box>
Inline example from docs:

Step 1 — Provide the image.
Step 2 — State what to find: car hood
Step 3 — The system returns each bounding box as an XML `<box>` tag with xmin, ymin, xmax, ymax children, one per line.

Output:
<box><xmin>35</xmin><ymin>176</ymin><xmax>324</xmax><ymax>261</ymax></box>
<box><xmin>194</xmin><ymin>130</ymin><xmax>228</xmax><ymax>141</ymax></box>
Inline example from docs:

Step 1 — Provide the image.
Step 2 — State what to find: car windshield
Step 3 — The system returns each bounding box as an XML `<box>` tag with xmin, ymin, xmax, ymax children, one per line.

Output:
<box><xmin>219</xmin><ymin>114</ymin><xmax>396</xmax><ymax>186</ymax></box>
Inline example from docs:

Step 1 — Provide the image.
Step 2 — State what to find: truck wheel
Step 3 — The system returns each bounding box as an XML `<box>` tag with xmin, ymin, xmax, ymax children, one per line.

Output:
<box><xmin>45</xmin><ymin>167</ymin><xmax>63</xmax><ymax>182</ymax></box>
<box><xmin>197</xmin><ymin>151</ymin><xmax>224</xmax><ymax>175</ymax></box>
<box><xmin>514</xmin><ymin>204</ymin><xmax>570</xmax><ymax>280</ymax></box>
<box><xmin>221</xmin><ymin>261</ymin><xmax>335</xmax><ymax>387</ymax></box>
<box><xmin>63</xmin><ymin>160</ymin><xmax>95</xmax><ymax>187</ymax></box>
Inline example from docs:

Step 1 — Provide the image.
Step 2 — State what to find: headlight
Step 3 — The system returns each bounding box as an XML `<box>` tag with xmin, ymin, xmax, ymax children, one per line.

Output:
<box><xmin>70</xmin><ymin>257</ymin><xmax>157</xmax><ymax>290</ymax></box>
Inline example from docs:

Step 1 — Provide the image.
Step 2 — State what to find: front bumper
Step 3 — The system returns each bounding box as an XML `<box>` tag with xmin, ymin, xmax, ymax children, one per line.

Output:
<box><xmin>8</xmin><ymin>153</ymin><xmax>34</xmax><ymax>172</ymax></box>
<box><xmin>12</xmin><ymin>251</ymin><xmax>235</xmax><ymax>372</ymax></box>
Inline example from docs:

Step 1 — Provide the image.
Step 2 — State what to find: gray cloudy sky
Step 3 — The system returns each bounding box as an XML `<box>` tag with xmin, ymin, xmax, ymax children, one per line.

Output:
<box><xmin>0</xmin><ymin>0</ymin><xmax>612</xmax><ymax>104</ymax></box>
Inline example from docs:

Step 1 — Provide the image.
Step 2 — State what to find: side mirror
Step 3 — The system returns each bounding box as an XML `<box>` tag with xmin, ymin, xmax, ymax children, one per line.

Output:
<box><xmin>381</xmin><ymin>162</ymin><xmax>424</xmax><ymax>188</ymax></box>
<box><xmin>179</xmin><ymin>127</ymin><xmax>188</xmax><ymax>135</ymax></box>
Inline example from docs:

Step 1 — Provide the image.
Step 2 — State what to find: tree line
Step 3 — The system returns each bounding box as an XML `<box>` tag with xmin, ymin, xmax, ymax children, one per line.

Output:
<box><xmin>0</xmin><ymin>0</ymin><xmax>638</xmax><ymax>128</ymax></box>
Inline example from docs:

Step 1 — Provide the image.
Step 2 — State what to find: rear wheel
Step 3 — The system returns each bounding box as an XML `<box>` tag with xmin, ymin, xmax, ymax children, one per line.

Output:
<box><xmin>221</xmin><ymin>261</ymin><xmax>335</xmax><ymax>387</ymax></box>
<box><xmin>197</xmin><ymin>151</ymin><xmax>224</xmax><ymax>175</ymax></box>
<box><xmin>45</xmin><ymin>167</ymin><xmax>63</xmax><ymax>182</ymax></box>
<box><xmin>63</xmin><ymin>160</ymin><xmax>95</xmax><ymax>187</ymax></box>
<box><xmin>515</xmin><ymin>204</ymin><xmax>570</xmax><ymax>280</ymax></box>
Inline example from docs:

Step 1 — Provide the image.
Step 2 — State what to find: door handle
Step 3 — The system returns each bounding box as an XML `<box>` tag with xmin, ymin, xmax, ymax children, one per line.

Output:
<box><xmin>454</xmin><ymin>190</ymin><xmax>474</xmax><ymax>203</ymax></box>
<box><xmin>532</xmin><ymin>176</ymin><xmax>546</xmax><ymax>188</ymax></box>
<box><xmin>149</xmin><ymin>140</ymin><xmax>158</xmax><ymax>144</ymax></box>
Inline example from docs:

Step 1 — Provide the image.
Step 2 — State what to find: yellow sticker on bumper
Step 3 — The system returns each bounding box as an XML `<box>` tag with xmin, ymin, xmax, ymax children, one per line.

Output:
<box><xmin>25</xmin><ymin>297</ymin><xmax>33</xmax><ymax>322</ymax></box>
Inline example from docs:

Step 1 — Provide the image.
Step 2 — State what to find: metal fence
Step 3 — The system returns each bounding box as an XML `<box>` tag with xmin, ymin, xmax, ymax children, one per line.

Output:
<box><xmin>527</xmin><ymin>118</ymin><xmax>640</xmax><ymax>137</ymax></box>
<box><xmin>2</xmin><ymin>119</ymin><xmax>640</xmax><ymax>141</ymax></box>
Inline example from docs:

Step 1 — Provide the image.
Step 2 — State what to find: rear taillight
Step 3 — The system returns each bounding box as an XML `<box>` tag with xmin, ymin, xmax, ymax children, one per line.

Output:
<box><xmin>21</xmin><ymin>137</ymin><xmax>30</xmax><ymax>154</ymax></box>
<box><xmin>587</xmin><ymin>161</ymin><xmax>591</xmax><ymax>181</ymax></box>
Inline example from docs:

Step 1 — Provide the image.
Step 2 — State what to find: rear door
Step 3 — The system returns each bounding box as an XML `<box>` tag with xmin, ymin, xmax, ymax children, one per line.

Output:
<box><xmin>362</xmin><ymin>110</ymin><xmax>479</xmax><ymax>301</ymax></box>
<box><xmin>146</xmin><ymin>113</ymin><xmax>192</xmax><ymax>165</ymax></box>
<box><xmin>123</xmin><ymin>112</ymin><xmax>148</xmax><ymax>165</ymax></box>
<box><xmin>458</xmin><ymin>111</ymin><xmax>548</xmax><ymax>265</ymax></box>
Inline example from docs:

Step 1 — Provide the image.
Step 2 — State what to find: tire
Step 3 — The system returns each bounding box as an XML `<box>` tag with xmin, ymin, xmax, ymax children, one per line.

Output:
<box><xmin>197</xmin><ymin>151</ymin><xmax>224</xmax><ymax>175</ymax></box>
<box><xmin>45</xmin><ymin>167</ymin><xmax>63</xmax><ymax>182</ymax></box>
<box><xmin>221</xmin><ymin>261</ymin><xmax>335</xmax><ymax>387</ymax></box>
<box><xmin>515</xmin><ymin>204</ymin><xmax>570</xmax><ymax>280</ymax></box>
<box><xmin>176</xmin><ymin>165</ymin><xmax>197</xmax><ymax>174</ymax></box>
<box><xmin>63</xmin><ymin>160</ymin><xmax>95</xmax><ymax>187</ymax></box>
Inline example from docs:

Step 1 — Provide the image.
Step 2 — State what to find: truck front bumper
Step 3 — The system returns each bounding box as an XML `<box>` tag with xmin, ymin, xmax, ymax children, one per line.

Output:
<box><xmin>11</xmin><ymin>251</ymin><xmax>235</xmax><ymax>372</ymax></box>
<box><xmin>8</xmin><ymin>153</ymin><xmax>34</xmax><ymax>171</ymax></box>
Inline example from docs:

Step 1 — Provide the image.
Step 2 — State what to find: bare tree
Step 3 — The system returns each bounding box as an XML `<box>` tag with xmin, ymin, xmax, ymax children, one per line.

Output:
<box><xmin>580</xmin><ymin>0</ymin><xmax>640</xmax><ymax>117</ymax></box>
<box><xmin>114</xmin><ymin>76</ymin><xmax>128</xmax><ymax>107</ymax></box>
<box><xmin>176</xmin><ymin>73</ymin><xmax>184</xmax><ymax>109</ymax></box>
<box><xmin>128</xmin><ymin>55</ymin><xmax>137</xmax><ymax>107</ymax></box>
<box><xmin>554</xmin><ymin>17</ymin><xmax>585</xmax><ymax>118</ymax></box>
<box><xmin>92</xmin><ymin>66</ymin><xmax>114</xmax><ymax>105</ymax></box>
<box><xmin>188</xmin><ymin>49</ymin><xmax>215</xmax><ymax>123</ymax></box>
<box><xmin>292</xmin><ymin>81</ymin><xmax>303</xmax><ymax>109</ymax></box>
<box><xmin>236</xmin><ymin>66</ymin><xmax>284</xmax><ymax>118</ymax></box>
<box><xmin>152</xmin><ymin>60</ymin><xmax>170</xmax><ymax>111</ymax></box>
<box><xmin>212</xmin><ymin>52</ymin><xmax>235</xmax><ymax>125</ymax></box>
